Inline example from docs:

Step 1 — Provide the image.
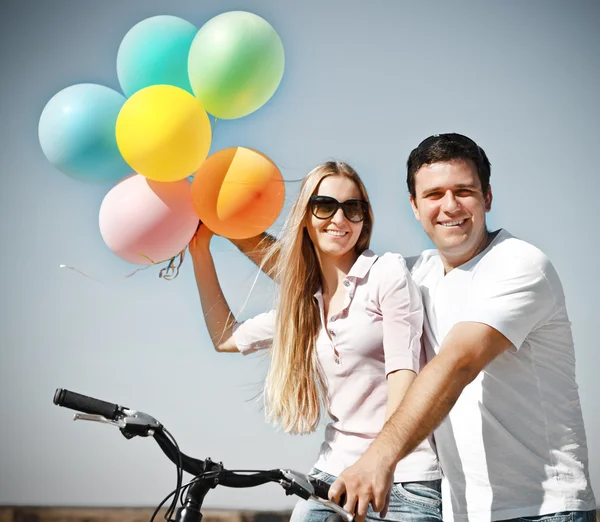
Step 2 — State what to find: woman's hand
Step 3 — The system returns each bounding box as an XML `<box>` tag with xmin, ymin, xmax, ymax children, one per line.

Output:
<box><xmin>189</xmin><ymin>222</ymin><xmax>215</xmax><ymax>258</ymax></box>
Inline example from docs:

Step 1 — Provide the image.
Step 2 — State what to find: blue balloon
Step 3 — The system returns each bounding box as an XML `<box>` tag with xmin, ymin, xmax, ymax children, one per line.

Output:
<box><xmin>117</xmin><ymin>15</ymin><xmax>198</xmax><ymax>97</ymax></box>
<box><xmin>38</xmin><ymin>84</ymin><xmax>131</xmax><ymax>183</ymax></box>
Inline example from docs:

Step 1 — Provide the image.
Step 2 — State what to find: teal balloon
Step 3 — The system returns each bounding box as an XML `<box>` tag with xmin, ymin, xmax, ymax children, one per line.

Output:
<box><xmin>188</xmin><ymin>11</ymin><xmax>285</xmax><ymax>120</ymax></box>
<box><xmin>117</xmin><ymin>15</ymin><xmax>197</xmax><ymax>97</ymax></box>
<box><xmin>38</xmin><ymin>84</ymin><xmax>131</xmax><ymax>183</ymax></box>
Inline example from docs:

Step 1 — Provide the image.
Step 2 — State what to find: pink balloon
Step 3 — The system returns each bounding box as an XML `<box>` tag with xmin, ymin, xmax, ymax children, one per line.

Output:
<box><xmin>99</xmin><ymin>174</ymin><xmax>199</xmax><ymax>265</ymax></box>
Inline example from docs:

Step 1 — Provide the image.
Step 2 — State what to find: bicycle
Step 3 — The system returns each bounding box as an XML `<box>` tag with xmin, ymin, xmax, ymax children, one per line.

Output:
<box><xmin>53</xmin><ymin>388</ymin><xmax>353</xmax><ymax>522</ymax></box>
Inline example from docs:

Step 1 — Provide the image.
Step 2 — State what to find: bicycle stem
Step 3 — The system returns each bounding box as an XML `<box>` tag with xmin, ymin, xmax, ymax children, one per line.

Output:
<box><xmin>175</xmin><ymin>459</ymin><xmax>224</xmax><ymax>522</ymax></box>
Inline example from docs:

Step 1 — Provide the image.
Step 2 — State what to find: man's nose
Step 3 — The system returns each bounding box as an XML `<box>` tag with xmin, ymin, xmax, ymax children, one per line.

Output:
<box><xmin>441</xmin><ymin>190</ymin><xmax>460</xmax><ymax>213</ymax></box>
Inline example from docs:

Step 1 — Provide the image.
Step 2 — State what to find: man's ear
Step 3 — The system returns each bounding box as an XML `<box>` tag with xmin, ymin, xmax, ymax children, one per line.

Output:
<box><xmin>409</xmin><ymin>195</ymin><xmax>420</xmax><ymax>221</ymax></box>
<box><xmin>484</xmin><ymin>185</ymin><xmax>493</xmax><ymax>212</ymax></box>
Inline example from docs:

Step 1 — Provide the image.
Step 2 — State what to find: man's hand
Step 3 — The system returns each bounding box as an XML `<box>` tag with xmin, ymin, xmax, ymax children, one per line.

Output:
<box><xmin>328</xmin><ymin>449</ymin><xmax>395</xmax><ymax>522</ymax></box>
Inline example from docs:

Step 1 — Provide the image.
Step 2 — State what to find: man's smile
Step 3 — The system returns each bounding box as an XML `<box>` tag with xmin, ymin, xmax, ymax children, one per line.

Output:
<box><xmin>438</xmin><ymin>219</ymin><xmax>466</xmax><ymax>227</ymax></box>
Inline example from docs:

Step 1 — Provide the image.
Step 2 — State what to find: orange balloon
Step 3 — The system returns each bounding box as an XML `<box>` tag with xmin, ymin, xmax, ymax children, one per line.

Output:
<box><xmin>191</xmin><ymin>147</ymin><xmax>285</xmax><ymax>239</ymax></box>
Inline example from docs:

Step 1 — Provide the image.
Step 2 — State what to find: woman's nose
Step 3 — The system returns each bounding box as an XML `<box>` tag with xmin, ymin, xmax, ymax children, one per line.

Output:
<box><xmin>330</xmin><ymin>207</ymin><xmax>346</xmax><ymax>224</ymax></box>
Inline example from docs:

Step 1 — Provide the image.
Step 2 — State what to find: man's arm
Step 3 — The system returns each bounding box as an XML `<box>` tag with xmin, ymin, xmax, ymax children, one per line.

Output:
<box><xmin>229</xmin><ymin>232</ymin><xmax>278</xmax><ymax>276</ymax></box>
<box><xmin>329</xmin><ymin>321</ymin><xmax>513</xmax><ymax>521</ymax></box>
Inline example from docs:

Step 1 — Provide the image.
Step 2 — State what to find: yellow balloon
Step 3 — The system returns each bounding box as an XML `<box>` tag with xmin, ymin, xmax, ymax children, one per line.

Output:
<box><xmin>116</xmin><ymin>85</ymin><xmax>212</xmax><ymax>182</ymax></box>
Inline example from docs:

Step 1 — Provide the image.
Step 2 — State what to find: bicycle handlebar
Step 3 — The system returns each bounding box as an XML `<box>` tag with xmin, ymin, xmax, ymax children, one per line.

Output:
<box><xmin>54</xmin><ymin>388</ymin><xmax>121</xmax><ymax>420</ymax></box>
<box><xmin>53</xmin><ymin>388</ymin><xmax>351</xmax><ymax>522</ymax></box>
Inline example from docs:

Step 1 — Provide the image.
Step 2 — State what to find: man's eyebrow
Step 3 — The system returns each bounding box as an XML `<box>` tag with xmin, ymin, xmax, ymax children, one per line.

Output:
<box><xmin>420</xmin><ymin>183</ymin><xmax>479</xmax><ymax>196</ymax></box>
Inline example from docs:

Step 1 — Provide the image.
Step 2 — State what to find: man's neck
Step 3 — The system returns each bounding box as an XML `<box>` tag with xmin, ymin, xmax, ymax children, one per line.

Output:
<box><xmin>440</xmin><ymin>229</ymin><xmax>495</xmax><ymax>274</ymax></box>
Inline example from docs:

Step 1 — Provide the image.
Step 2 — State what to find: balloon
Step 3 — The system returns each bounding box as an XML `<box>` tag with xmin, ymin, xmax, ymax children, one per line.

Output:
<box><xmin>116</xmin><ymin>85</ymin><xmax>212</xmax><ymax>182</ymax></box>
<box><xmin>188</xmin><ymin>11</ymin><xmax>285</xmax><ymax>119</ymax></box>
<box><xmin>99</xmin><ymin>175</ymin><xmax>198</xmax><ymax>265</ymax></box>
<box><xmin>117</xmin><ymin>15</ymin><xmax>197</xmax><ymax>97</ymax></box>
<box><xmin>191</xmin><ymin>147</ymin><xmax>285</xmax><ymax>239</ymax></box>
<box><xmin>38</xmin><ymin>84</ymin><xmax>131</xmax><ymax>183</ymax></box>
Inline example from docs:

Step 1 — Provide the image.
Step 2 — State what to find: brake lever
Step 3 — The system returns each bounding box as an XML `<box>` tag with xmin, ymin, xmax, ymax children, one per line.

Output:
<box><xmin>72</xmin><ymin>409</ymin><xmax>162</xmax><ymax>439</ymax></box>
<box><xmin>280</xmin><ymin>469</ymin><xmax>314</xmax><ymax>498</ymax></box>
<box><xmin>309</xmin><ymin>497</ymin><xmax>354</xmax><ymax>522</ymax></box>
<box><xmin>73</xmin><ymin>413</ymin><xmax>126</xmax><ymax>428</ymax></box>
<box><xmin>279</xmin><ymin>470</ymin><xmax>353</xmax><ymax>522</ymax></box>
<box><xmin>120</xmin><ymin>409</ymin><xmax>162</xmax><ymax>436</ymax></box>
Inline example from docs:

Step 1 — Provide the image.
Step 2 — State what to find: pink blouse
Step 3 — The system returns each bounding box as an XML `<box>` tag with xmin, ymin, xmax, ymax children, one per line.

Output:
<box><xmin>232</xmin><ymin>250</ymin><xmax>441</xmax><ymax>482</ymax></box>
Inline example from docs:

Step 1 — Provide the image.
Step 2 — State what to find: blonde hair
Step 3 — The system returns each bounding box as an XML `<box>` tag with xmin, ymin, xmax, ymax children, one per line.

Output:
<box><xmin>262</xmin><ymin>161</ymin><xmax>374</xmax><ymax>434</ymax></box>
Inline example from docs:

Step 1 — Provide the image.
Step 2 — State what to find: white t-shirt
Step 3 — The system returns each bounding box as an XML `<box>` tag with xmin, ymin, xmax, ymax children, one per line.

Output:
<box><xmin>233</xmin><ymin>250</ymin><xmax>441</xmax><ymax>482</ymax></box>
<box><xmin>408</xmin><ymin>229</ymin><xmax>596</xmax><ymax>521</ymax></box>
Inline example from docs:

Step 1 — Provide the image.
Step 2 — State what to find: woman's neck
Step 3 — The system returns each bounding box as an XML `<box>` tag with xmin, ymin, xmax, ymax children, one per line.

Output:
<box><xmin>319</xmin><ymin>251</ymin><xmax>359</xmax><ymax>296</ymax></box>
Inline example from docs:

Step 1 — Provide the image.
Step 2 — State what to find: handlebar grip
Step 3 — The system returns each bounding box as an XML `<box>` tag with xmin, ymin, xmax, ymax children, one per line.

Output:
<box><xmin>309</xmin><ymin>476</ymin><xmax>331</xmax><ymax>499</ymax></box>
<box><xmin>309</xmin><ymin>476</ymin><xmax>347</xmax><ymax>506</ymax></box>
<box><xmin>53</xmin><ymin>388</ymin><xmax>121</xmax><ymax>420</ymax></box>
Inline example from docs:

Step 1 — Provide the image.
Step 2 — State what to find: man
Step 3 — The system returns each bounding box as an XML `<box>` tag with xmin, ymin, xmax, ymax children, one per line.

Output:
<box><xmin>326</xmin><ymin>133</ymin><xmax>596</xmax><ymax>522</ymax></box>
<box><xmin>231</xmin><ymin>134</ymin><xmax>596</xmax><ymax>522</ymax></box>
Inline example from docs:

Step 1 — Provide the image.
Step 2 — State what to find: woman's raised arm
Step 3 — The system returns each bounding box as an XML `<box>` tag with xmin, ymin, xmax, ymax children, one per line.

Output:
<box><xmin>189</xmin><ymin>226</ymin><xmax>240</xmax><ymax>353</ymax></box>
<box><xmin>230</xmin><ymin>232</ymin><xmax>278</xmax><ymax>277</ymax></box>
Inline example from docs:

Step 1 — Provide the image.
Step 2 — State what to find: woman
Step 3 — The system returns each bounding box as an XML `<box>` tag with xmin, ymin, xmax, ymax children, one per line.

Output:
<box><xmin>189</xmin><ymin>161</ymin><xmax>442</xmax><ymax>522</ymax></box>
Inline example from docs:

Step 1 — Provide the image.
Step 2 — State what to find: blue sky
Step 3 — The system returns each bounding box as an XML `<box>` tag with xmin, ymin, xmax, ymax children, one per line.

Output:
<box><xmin>0</xmin><ymin>0</ymin><xmax>598</xmax><ymax>513</ymax></box>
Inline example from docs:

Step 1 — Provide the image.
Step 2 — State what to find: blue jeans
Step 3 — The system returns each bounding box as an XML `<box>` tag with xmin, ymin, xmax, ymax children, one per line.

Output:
<box><xmin>499</xmin><ymin>510</ymin><xmax>597</xmax><ymax>522</ymax></box>
<box><xmin>290</xmin><ymin>468</ymin><xmax>442</xmax><ymax>522</ymax></box>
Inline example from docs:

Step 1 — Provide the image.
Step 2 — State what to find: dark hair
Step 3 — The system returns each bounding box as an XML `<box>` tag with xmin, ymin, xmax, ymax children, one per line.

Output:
<box><xmin>406</xmin><ymin>133</ymin><xmax>491</xmax><ymax>198</ymax></box>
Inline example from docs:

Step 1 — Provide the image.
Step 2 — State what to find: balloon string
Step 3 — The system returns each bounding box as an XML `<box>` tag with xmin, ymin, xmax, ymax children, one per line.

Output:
<box><xmin>59</xmin><ymin>249</ymin><xmax>187</xmax><ymax>283</ymax></box>
<box><xmin>159</xmin><ymin>249</ymin><xmax>186</xmax><ymax>280</ymax></box>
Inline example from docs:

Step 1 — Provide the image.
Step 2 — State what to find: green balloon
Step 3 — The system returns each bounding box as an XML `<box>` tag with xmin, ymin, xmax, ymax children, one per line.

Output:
<box><xmin>188</xmin><ymin>11</ymin><xmax>284</xmax><ymax>120</ymax></box>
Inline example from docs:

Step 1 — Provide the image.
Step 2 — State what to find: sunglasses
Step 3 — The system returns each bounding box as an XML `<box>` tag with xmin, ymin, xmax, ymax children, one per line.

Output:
<box><xmin>309</xmin><ymin>195</ymin><xmax>369</xmax><ymax>223</ymax></box>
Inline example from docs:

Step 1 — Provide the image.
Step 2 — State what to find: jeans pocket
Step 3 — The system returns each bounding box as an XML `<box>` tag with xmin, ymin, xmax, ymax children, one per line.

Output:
<box><xmin>391</xmin><ymin>480</ymin><xmax>443</xmax><ymax>510</ymax></box>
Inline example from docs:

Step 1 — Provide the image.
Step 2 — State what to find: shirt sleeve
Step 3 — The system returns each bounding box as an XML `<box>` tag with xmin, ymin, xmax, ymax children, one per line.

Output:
<box><xmin>378</xmin><ymin>254</ymin><xmax>424</xmax><ymax>376</ymax></box>
<box><xmin>461</xmin><ymin>253</ymin><xmax>556</xmax><ymax>351</ymax></box>
<box><xmin>231</xmin><ymin>309</ymin><xmax>276</xmax><ymax>355</ymax></box>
